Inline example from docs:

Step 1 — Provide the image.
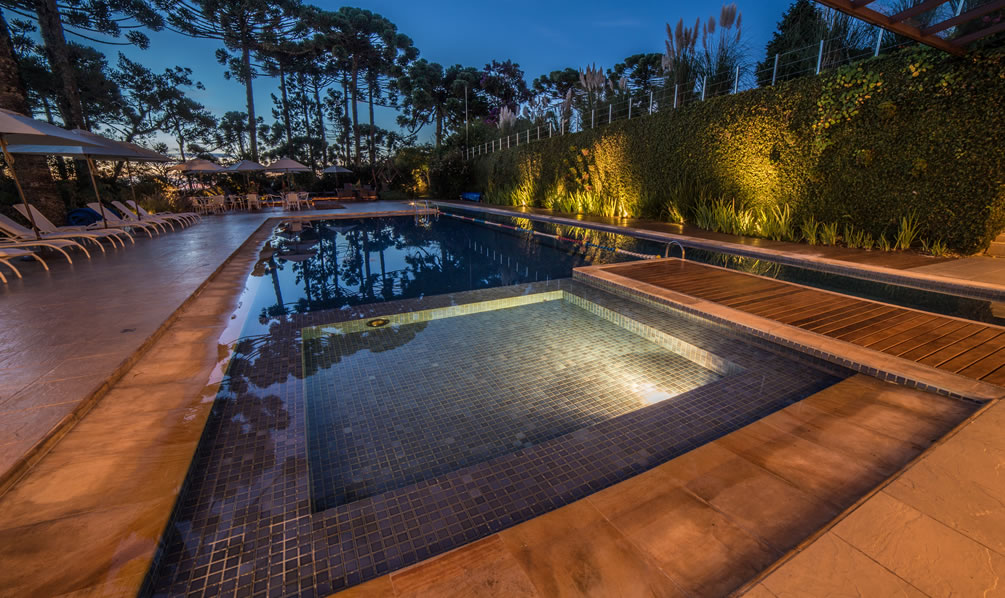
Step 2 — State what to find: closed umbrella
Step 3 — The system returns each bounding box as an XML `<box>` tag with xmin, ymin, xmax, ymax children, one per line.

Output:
<box><xmin>0</xmin><ymin>109</ymin><xmax>104</xmax><ymax>235</ymax></box>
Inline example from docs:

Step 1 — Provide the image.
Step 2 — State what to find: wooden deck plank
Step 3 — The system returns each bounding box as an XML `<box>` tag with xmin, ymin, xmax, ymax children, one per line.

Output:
<box><xmin>897</xmin><ymin>323</ymin><xmax>988</xmax><ymax>362</ymax></box>
<box><xmin>835</xmin><ymin>311</ymin><xmax>928</xmax><ymax>343</ymax></box>
<box><xmin>916</xmin><ymin>328</ymin><xmax>1004</xmax><ymax>368</ymax></box>
<box><xmin>940</xmin><ymin>334</ymin><xmax>1005</xmax><ymax>374</ymax></box>
<box><xmin>606</xmin><ymin>259</ymin><xmax>1005</xmax><ymax>386</ymax></box>
<box><xmin>957</xmin><ymin>347</ymin><xmax>1005</xmax><ymax>380</ymax></box>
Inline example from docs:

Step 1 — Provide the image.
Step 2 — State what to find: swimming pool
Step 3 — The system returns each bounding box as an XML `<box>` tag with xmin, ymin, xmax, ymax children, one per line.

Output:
<box><xmin>147</xmin><ymin>215</ymin><xmax>850</xmax><ymax>596</ymax></box>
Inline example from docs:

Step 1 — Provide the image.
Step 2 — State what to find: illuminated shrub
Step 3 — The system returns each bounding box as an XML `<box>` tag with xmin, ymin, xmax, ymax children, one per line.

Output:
<box><xmin>470</xmin><ymin>48</ymin><xmax>1005</xmax><ymax>254</ymax></box>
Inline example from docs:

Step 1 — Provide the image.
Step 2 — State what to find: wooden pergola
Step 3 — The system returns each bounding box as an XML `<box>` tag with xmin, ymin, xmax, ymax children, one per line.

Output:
<box><xmin>814</xmin><ymin>0</ymin><xmax>1005</xmax><ymax>55</ymax></box>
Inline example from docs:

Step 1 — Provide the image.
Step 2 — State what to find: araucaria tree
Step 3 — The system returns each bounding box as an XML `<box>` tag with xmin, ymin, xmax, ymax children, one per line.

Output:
<box><xmin>163</xmin><ymin>0</ymin><xmax>305</xmax><ymax>161</ymax></box>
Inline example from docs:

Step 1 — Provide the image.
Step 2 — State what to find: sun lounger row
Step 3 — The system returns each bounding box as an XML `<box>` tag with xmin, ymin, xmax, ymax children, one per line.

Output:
<box><xmin>0</xmin><ymin>201</ymin><xmax>201</xmax><ymax>283</ymax></box>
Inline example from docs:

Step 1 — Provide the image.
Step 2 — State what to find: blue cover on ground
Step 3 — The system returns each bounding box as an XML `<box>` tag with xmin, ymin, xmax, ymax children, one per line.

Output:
<box><xmin>460</xmin><ymin>192</ymin><xmax>483</xmax><ymax>202</ymax></box>
<box><xmin>66</xmin><ymin>207</ymin><xmax>102</xmax><ymax>226</ymax></box>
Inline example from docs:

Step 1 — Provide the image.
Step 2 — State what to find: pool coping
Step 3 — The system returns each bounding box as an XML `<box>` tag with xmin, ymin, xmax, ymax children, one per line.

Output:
<box><xmin>437</xmin><ymin>201</ymin><xmax>1005</xmax><ymax>303</ymax></box>
<box><xmin>573</xmin><ymin>261</ymin><xmax>1005</xmax><ymax>403</ymax></box>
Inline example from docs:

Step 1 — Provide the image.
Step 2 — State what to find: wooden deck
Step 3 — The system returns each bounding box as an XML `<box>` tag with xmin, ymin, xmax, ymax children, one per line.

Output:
<box><xmin>605</xmin><ymin>259</ymin><xmax>1005</xmax><ymax>386</ymax></box>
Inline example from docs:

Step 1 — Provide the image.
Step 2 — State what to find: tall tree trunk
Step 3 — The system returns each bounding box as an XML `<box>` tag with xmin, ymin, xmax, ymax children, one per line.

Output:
<box><xmin>174</xmin><ymin>117</ymin><xmax>187</xmax><ymax>161</ymax></box>
<box><xmin>435</xmin><ymin>106</ymin><xmax>443</xmax><ymax>149</ymax></box>
<box><xmin>279</xmin><ymin>62</ymin><xmax>292</xmax><ymax>150</ymax></box>
<box><xmin>241</xmin><ymin>40</ymin><xmax>258</xmax><ymax>161</ymax></box>
<box><xmin>312</xmin><ymin>78</ymin><xmax>326</xmax><ymax>164</ymax></box>
<box><xmin>297</xmin><ymin>72</ymin><xmax>314</xmax><ymax>168</ymax></box>
<box><xmin>367</xmin><ymin>75</ymin><xmax>376</xmax><ymax>165</ymax></box>
<box><xmin>32</xmin><ymin>0</ymin><xmax>84</xmax><ymax>129</ymax></box>
<box><xmin>341</xmin><ymin>75</ymin><xmax>350</xmax><ymax>166</ymax></box>
<box><xmin>0</xmin><ymin>9</ymin><xmax>62</xmax><ymax>222</ymax></box>
<box><xmin>350</xmin><ymin>59</ymin><xmax>360</xmax><ymax>166</ymax></box>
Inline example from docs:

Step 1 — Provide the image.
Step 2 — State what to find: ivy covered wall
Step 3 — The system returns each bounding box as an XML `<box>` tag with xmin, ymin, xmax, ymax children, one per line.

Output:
<box><xmin>469</xmin><ymin>48</ymin><xmax>1005</xmax><ymax>254</ymax></box>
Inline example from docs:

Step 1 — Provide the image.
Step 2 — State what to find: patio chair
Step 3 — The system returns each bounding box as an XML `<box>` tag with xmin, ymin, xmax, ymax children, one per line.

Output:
<box><xmin>0</xmin><ymin>215</ymin><xmax>91</xmax><ymax>263</ymax></box>
<box><xmin>0</xmin><ymin>246</ymin><xmax>48</xmax><ymax>284</ymax></box>
<box><xmin>128</xmin><ymin>200</ymin><xmax>200</xmax><ymax>225</ymax></box>
<box><xmin>209</xmin><ymin>196</ymin><xmax>227</xmax><ymax>214</ymax></box>
<box><xmin>110</xmin><ymin>201</ymin><xmax>177</xmax><ymax>232</ymax></box>
<box><xmin>85</xmin><ymin>203</ymin><xmax>161</xmax><ymax>237</ymax></box>
<box><xmin>246</xmin><ymin>193</ymin><xmax>261</xmax><ymax>211</ymax></box>
<box><xmin>296</xmin><ymin>191</ymin><xmax>311</xmax><ymax>210</ymax></box>
<box><xmin>360</xmin><ymin>185</ymin><xmax>378</xmax><ymax>201</ymax></box>
<box><xmin>282</xmin><ymin>192</ymin><xmax>301</xmax><ymax>211</ymax></box>
<box><xmin>13</xmin><ymin>204</ymin><xmax>132</xmax><ymax>247</ymax></box>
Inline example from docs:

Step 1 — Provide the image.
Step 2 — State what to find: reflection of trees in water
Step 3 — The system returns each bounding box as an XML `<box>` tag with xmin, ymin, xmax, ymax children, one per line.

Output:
<box><xmin>256</xmin><ymin>216</ymin><xmax>613</xmax><ymax>320</ymax></box>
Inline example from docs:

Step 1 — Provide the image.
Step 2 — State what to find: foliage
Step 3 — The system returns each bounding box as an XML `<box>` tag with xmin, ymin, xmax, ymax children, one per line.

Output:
<box><xmin>800</xmin><ymin>215</ymin><xmax>819</xmax><ymax>244</ymax></box>
<box><xmin>895</xmin><ymin>211</ymin><xmax>921</xmax><ymax>250</ymax></box>
<box><xmin>469</xmin><ymin>48</ymin><xmax>1005</xmax><ymax>254</ymax></box>
<box><xmin>920</xmin><ymin>237</ymin><xmax>950</xmax><ymax>257</ymax></box>
<box><xmin>819</xmin><ymin>221</ymin><xmax>839</xmax><ymax>245</ymax></box>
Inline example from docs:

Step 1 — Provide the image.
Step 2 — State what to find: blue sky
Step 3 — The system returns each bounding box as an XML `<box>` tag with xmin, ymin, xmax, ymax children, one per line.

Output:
<box><xmin>129</xmin><ymin>0</ymin><xmax>795</xmax><ymax>149</ymax></box>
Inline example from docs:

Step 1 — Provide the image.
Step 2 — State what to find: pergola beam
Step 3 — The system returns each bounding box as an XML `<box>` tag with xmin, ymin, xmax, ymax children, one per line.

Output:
<box><xmin>953</xmin><ymin>18</ymin><xmax>1005</xmax><ymax>45</ymax></box>
<box><xmin>888</xmin><ymin>0</ymin><xmax>950</xmax><ymax>24</ymax></box>
<box><xmin>814</xmin><ymin>0</ymin><xmax>965</xmax><ymax>54</ymax></box>
<box><xmin>922</xmin><ymin>0</ymin><xmax>1005</xmax><ymax>35</ymax></box>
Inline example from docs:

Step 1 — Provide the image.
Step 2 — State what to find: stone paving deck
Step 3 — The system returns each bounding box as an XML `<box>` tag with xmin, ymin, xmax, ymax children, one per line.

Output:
<box><xmin>329</xmin><ymin>375</ymin><xmax>976</xmax><ymax>598</ymax></box>
<box><xmin>0</xmin><ymin>202</ymin><xmax>417</xmax><ymax>491</ymax></box>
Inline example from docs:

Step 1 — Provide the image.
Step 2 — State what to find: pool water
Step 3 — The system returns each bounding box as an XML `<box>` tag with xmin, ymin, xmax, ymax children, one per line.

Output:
<box><xmin>304</xmin><ymin>295</ymin><xmax>727</xmax><ymax>510</ymax></box>
<box><xmin>243</xmin><ymin>214</ymin><xmax>636</xmax><ymax>337</ymax></box>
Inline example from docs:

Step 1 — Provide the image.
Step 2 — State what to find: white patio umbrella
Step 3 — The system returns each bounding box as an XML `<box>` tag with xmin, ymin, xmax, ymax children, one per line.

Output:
<box><xmin>6</xmin><ymin>129</ymin><xmax>166</xmax><ymax>228</ymax></box>
<box><xmin>0</xmin><ymin>108</ymin><xmax>104</xmax><ymax>235</ymax></box>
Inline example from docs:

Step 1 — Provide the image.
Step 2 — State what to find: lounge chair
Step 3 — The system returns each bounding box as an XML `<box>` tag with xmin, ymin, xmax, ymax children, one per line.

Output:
<box><xmin>360</xmin><ymin>185</ymin><xmax>378</xmax><ymax>201</ymax></box>
<box><xmin>85</xmin><ymin>203</ymin><xmax>161</xmax><ymax>237</ymax></box>
<box><xmin>14</xmin><ymin>204</ymin><xmax>132</xmax><ymax>247</ymax></box>
<box><xmin>131</xmin><ymin>201</ymin><xmax>200</xmax><ymax>224</ymax></box>
<box><xmin>0</xmin><ymin>214</ymin><xmax>92</xmax><ymax>263</ymax></box>
<box><xmin>110</xmin><ymin>201</ymin><xmax>177</xmax><ymax>232</ymax></box>
<box><xmin>0</xmin><ymin>247</ymin><xmax>47</xmax><ymax>283</ymax></box>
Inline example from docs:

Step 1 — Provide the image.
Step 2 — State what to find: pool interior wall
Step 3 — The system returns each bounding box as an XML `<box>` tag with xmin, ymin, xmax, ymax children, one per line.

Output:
<box><xmin>146</xmin><ymin>275</ymin><xmax>850</xmax><ymax>596</ymax></box>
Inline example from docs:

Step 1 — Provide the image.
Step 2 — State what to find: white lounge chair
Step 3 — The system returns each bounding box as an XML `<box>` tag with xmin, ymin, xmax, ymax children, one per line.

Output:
<box><xmin>85</xmin><ymin>203</ymin><xmax>161</xmax><ymax>237</ymax></box>
<box><xmin>0</xmin><ymin>247</ymin><xmax>47</xmax><ymax>283</ymax></box>
<box><xmin>110</xmin><ymin>201</ymin><xmax>175</xmax><ymax>232</ymax></box>
<box><xmin>0</xmin><ymin>214</ymin><xmax>92</xmax><ymax>263</ymax></box>
<box><xmin>14</xmin><ymin>204</ymin><xmax>132</xmax><ymax>247</ymax></box>
<box><xmin>128</xmin><ymin>200</ymin><xmax>200</xmax><ymax>225</ymax></box>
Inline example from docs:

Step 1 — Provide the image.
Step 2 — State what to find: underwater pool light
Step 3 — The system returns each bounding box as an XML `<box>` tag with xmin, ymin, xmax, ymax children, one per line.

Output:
<box><xmin>366</xmin><ymin>318</ymin><xmax>390</xmax><ymax>328</ymax></box>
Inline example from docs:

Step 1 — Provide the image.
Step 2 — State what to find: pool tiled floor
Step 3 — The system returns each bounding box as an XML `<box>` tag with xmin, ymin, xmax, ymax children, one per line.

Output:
<box><xmin>306</xmin><ymin>298</ymin><xmax>723</xmax><ymax>509</ymax></box>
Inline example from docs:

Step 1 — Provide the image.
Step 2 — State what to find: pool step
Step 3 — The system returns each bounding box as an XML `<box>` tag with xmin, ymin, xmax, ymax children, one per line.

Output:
<box><xmin>987</xmin><ymin>235</ymin><xmax>1005</xmax><ymax>257</ymax></box>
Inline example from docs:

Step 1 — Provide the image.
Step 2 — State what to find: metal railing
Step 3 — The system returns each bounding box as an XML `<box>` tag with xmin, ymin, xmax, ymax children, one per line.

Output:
<box><xmin>466</xmin><ymin>28</ymin><xmax>915</xmax><ymax>159</ymax></box>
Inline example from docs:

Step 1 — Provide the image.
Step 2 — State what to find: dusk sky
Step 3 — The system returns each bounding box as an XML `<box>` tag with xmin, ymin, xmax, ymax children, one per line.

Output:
<box><xmin>128</xmin><ymin>0</ymin><xmax>797</xmax><ymax>149</ymax></box>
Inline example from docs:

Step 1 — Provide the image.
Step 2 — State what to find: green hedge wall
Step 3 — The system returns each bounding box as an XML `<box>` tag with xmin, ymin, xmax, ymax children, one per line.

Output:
<box><xmin>470</xmin><ymin>48</ymin><xmax>1005</xmax><ymax>254</ymax></box>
